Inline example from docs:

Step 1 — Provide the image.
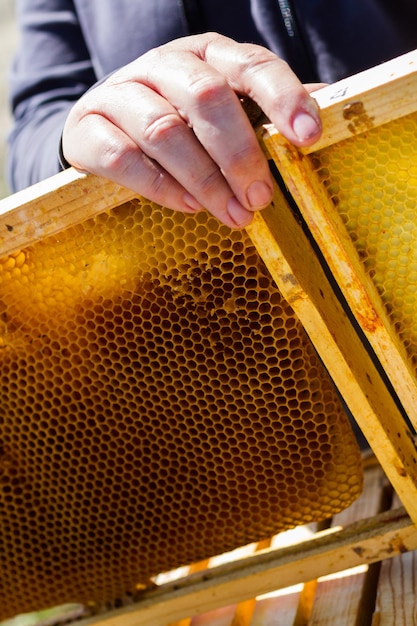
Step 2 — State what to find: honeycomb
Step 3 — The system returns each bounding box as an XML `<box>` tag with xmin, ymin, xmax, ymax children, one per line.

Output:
<box><xmin>0</xmin><ymin>196</ymin><xmax>362</xmax><ymax>617</ymax></box>
<box><xmin>310</xmin><ymin>111</ymin><xmax>417</xmax><ymax>370</ymax></box>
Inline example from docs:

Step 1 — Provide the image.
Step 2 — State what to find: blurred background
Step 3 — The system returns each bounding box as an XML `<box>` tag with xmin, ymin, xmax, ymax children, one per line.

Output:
<box><xmin>1</xmin><ymin>0</ymin><xmax>18</xmax><ymax>199</ymax></box>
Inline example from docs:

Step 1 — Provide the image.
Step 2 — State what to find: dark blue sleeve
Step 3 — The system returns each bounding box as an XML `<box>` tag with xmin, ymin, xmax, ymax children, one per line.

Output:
<box><xmin>7</xmin><ymin>0</ymin><xmax>97</xmax><ymax>192</ymax></box>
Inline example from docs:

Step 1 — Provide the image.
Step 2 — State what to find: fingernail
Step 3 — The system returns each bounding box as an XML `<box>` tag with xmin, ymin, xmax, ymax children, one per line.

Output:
<box><xmin>292</xmin><ymin>111</ymin><xmax>321</xmax><ymax>142</ymax></box>
<box><xmin>246</xmin><ymin>180</ymin><xmax>273</xmax><ymax>209</ymax></box>
<box><xmin>183</xmin><ymin>192</ymin><xmax>203</xmax><ymax>213</ymax></box>
<box><xmin>227</xmin><ymin>197</ymin><xmax>253</xmax><ymax>228</ymax></box>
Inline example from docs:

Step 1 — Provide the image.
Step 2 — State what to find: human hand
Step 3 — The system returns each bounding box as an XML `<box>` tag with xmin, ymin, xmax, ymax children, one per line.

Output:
<box><xmin>62</xmin><ymin>33</ymin><xmax>322</xmax><ymax>228</ymax></box>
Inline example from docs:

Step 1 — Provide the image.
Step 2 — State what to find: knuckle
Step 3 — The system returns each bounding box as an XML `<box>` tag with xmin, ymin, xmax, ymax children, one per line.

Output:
<box><xmin>239</xmin><ymin>45</ymin><xmax>284</xmax><ymax>77</ymax></box>
<box><xmin>100</xmin><ymin>136</ymin><xmax>168</xmax><ymax>201</ymax></box>
<box><xmin>193</xmin><ymin>166</ymin><xmax>223</xmax><ymax>198</ymax></box>
<box><xmin>142</xmin><ymin>113</ymin><xmax>185</xmax><ymax>148</ymax></box>
<box><xmin>100</xmin><ymin>138</ymin><xmax>138</xmax><ymax>176</ymax></box>
<box><xmin>221</xmin><ymin>142</ymin><xmax>260</xmax><ymax>175</ymax></box>
<box><xmin>187</xmin><ymin>74</ymin><xmax>231</xmax><ymax>113</ymax></box>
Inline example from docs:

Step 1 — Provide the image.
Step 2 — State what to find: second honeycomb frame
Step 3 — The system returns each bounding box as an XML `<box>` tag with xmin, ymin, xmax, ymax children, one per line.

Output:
<box><xmin>249</xmin><ymin>49</ymin><xmax>417</xmax><ymax>525</ymax></box>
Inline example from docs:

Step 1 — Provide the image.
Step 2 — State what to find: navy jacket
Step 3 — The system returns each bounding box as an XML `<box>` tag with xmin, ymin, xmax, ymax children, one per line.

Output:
<box><xmin>7</xmin><ymin>0</ymin><xmax>417</xmax><ymax>191</ymax></box>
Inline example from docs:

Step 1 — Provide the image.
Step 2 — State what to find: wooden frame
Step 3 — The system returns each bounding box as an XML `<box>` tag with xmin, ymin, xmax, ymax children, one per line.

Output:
<box><xmin>3</xmin><ymin>50</ymin><xmax>417</xmax><ymax>625</ymax></box>
<box><xmin>254</xmin><ymin>49</ymin><xmax>417</xmax><ymax>524</ymax></box>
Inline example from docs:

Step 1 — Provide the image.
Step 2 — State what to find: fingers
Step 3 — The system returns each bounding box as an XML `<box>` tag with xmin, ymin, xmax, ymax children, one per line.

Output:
<box><xmin>63</xmin><ymin>33</ymin><xmax>323</xmax><ymax>228</ymax></box>
<box><xmin>63</xmin><ymin>82</ymin><xmax>258</xmax><ymax>228</ymax></box>
<box><xmin>119</xmin><ymin>52</ymin><xmax>274</xmax><ymax>225</ymax></box>
<box><xmin>63</xmin><ymin>110</ymin><xmax>202</xmax><ymax>215</ymax></box>
<box><xmin>193</xmin><ymin>34</ymin><xmax>322</xmax><ymax>146</ymax></box>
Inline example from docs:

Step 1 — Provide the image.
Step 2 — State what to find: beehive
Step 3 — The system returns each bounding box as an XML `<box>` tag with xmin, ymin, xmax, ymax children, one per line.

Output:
<box><xmin>0</xmin><ymin>192</ymin><xmax>363</xmax><ymax>618</ymax></box>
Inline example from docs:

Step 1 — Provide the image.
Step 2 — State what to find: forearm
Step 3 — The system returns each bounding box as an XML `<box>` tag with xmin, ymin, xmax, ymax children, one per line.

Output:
<box><xmin>7</xmin><ymin>0</ymin><xmax>96</xmax><ymax>191</ymax></box>
<box><xmin>7</xmin><ymin>103</ymin><xmax>70</xmax><ymax>192</ymax></box>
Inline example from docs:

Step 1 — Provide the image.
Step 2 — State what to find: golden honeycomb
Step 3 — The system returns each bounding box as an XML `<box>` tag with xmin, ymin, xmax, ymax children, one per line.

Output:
<box><xmin>0</xmin><ymin>196</ymin><xmax>362</xmax><ymax>617</ymax></box>
<box><xmin>310</xmin><ymin>111</ymin><xmax>417</xmax><ymax>370</ymax></box>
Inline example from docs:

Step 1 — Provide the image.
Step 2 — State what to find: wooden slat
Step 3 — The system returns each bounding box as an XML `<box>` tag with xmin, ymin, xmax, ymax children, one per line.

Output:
<box><xmin>76</xmin><ymin>507</ymin><xmax>417</xmax><ymax>626</ymax></box>
<box><xmin>249</xmin><ymin>587</ymin><xmax>307</xmax><ymax>626</ymax></box>
<box><xmin>373</xmin><ymin>494</ymin><xmax>417</xmax><ymax>626</ymax></box>
<box><xmin>306</xmin><ymin>465</ymin><xmax>389</xmax><ymax>626</ymax></box>
<box><xmin>308</xmin><ymin>569</ymin><xmax>372</xmax><ymax>626</ymax></box>
<box><xmin>190</xmin><ymin>600</ymin><xmax>257</xmax><ymax>626</ymax></box>
<box><xmin>252</xmin><ymin>580</ymin><xmax>318</xmax><ymax>626</ymax></box>
<box><xmin>305</xmin><ymin>49</ymin><xmax>417</xmax><ymax>153</ymax></box>
<box><xmin>203</xmin><ymin>524</ymin><xmax>316</xmax><ymax>626</ymax></box>
<box><xmin>249</xmin><ymin>534</ymin><xmax>315</xmax><ymax>626</ymax></box>
<box><xmin>168</xmin><ymin>561</ymin><xmax>211</xmax><ymax>626</ymax></box>
<box><xmin>190</xmin><ymin>605</ymin><xmax>242</xmax><ymax>626</ymax></box>
<box><xmin>0</xmin><ymin>169</ymin><xmax>137</xmax><ymax>258</ymax></box>
<box><xmin>190</xmin><ymin>541</ymin><xmax>271</xmax><ymax>625</ymax></box>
